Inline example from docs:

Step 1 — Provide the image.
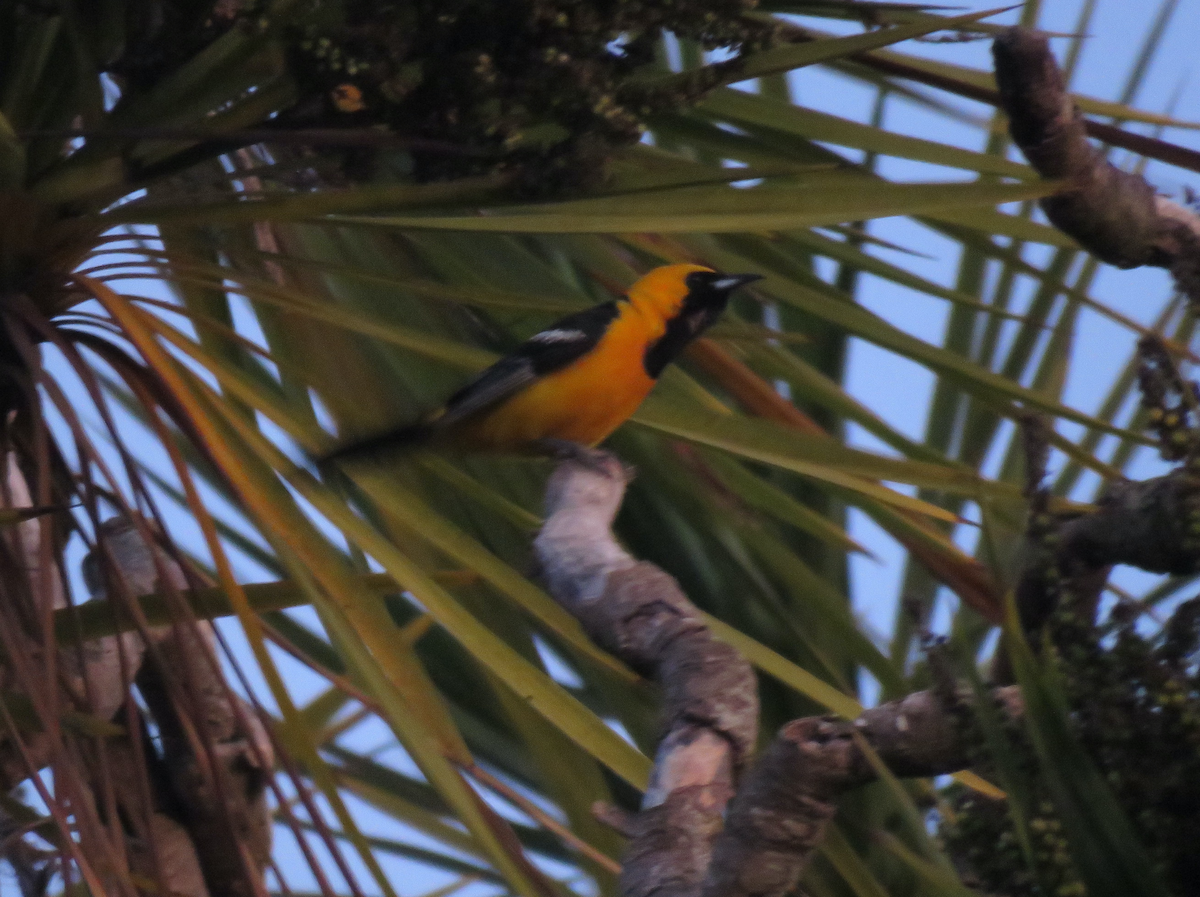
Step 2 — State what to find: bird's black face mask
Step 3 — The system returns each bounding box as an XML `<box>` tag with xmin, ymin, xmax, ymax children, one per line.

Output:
<box><xmin>642</xmin><ymin>271</ymin><xmax>763</xmax><ymax>378</ymax></box>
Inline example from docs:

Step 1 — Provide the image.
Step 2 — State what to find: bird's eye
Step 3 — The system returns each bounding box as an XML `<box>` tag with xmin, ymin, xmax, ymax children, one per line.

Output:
<box><xmin>684</xmin><ymin>271</ymin><xmax>718</xmax><ymax>291</ymax></box>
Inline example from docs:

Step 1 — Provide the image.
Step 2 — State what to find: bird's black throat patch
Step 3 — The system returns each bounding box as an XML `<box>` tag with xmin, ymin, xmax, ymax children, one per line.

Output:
<box><xmin>642</xmin><ymin>272</ymin><xmax>733</xmax><ymax>378</ymax></box>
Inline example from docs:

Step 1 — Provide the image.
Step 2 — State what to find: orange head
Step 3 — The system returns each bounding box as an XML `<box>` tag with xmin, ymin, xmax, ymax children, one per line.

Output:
<box><xmin>626</xmin><ymin>264</ymin><xmax>764</xmax><ymax>378</ymax></box>
<box><xmin>626</xmin><ymin>263</ymin><xmax>716</xmax><ymax>323</ymax></box>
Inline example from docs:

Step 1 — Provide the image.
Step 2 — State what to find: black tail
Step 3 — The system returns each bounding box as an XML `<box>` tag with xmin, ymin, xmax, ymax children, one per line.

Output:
<box><xmin>318</xmin><ymin>423</ymin><xmax>431</xmax><ymax>467</ymax></box>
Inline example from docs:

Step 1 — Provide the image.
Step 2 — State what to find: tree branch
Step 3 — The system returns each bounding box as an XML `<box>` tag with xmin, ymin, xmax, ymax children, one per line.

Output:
<box><xmin>86</xmin><ymin>517</ymin><xmax>273</xmax><ymax>897</ymax></box>
<box><xmin>0</xmin><ymin>453</ymin><xmax>61</xmax><ymax>790</ymax></box>
<box><xmin>700</xmin><ymin>686</ymin><xmax>1021</xmax><ymax>897</ymax></box>
<box><xmin>1012</xmin><ymin>343</ymin><xmax>1200</xmax><ymax>637</ymax></box>
<box><xmin>1054</xmin><ymin>473</ymin><xmax>1200</xmax><ymax>574</ymax></box>
<box><xmin>100</xmin><ymin>716</ymin><xmax>213</xmax><ymax>897</ymax></box>
<box><xmin>992</xmin><ymin>27</ymin><xmax>1200</xmax><ymax>300</ymax></box>
<box><xmin>534</xmin><ymin>456</ymin><xmax>759</xmax><ymax>897</ymax></box>
<box><xmin>0</xmin><ymin>452</ymin><xmax>144</xmax><ymax>784</ymax></box>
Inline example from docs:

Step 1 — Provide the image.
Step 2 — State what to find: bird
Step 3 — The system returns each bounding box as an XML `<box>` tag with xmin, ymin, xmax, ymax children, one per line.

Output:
<box><xmin>320</xmin><ymin>263</ymin><xmax>762</xmax><ymax>464</ymax></box>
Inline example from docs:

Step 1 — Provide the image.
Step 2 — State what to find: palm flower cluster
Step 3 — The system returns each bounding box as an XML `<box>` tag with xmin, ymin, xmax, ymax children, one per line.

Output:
<box><xmin>41</xmin><ymin>0</ymin><xmax>774</xmax><ymax>193</ymax></box>
<box><xmin>282</xmin><ymin>0</ymin><xmax>774</xmax><ymax>190</ymax></box>
<box><xmin>942</xmin><ymin>597</ymin><xmax>1200</xmax><ymax>897</ymax></box>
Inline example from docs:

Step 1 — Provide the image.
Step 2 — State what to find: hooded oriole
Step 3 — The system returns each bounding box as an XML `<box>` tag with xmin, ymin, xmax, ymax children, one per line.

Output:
<box><xmin>322</xmin><ymin>263</ymin><xmax>762</xmax><ymax>462</ymax></box>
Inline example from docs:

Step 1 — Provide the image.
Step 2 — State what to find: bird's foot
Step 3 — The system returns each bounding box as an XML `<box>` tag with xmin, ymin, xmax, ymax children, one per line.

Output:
<box><xmin>535</xmin><ymin>439</ymin><xmax>633</xmax><ymax>480</ymax></box>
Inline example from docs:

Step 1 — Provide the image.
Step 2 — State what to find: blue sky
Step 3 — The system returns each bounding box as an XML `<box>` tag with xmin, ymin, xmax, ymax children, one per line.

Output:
<box><xmin>785</xmin><ymin>1</ymin><xmax>1200</xmax><ymax>645</ymax></box>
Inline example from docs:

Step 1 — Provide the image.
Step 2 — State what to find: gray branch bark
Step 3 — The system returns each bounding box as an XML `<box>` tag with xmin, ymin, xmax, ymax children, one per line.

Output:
<box><xmin>87</xmin><ymin>517</ymin><xmax>274</xmax><ymax>897</ymax></box>
<box><xmin>700</xmin><ymin>685</ymin><xmax>1022</xmax><ymax>897</ymax></box>
<box><xmin>0</xmin><ymin>456</ymin><xmax>161</xmax><ymax>897</ymax></box>
<box><xmin>0</xmin><ymin>454</ymin><xmax>144</xmax><ymax>785</ymax></box>
<box><xmin>534</xmin><ymin>457</ymin><xmax>759</xmax><ymax>897</ymax></box>
<box><xmin>1049</xmin><ymin>472</ymin><xmax>1200</xmax><ymax>575</ymax></box>
<box><xmin>532</xmin><ymin>458</ymin><xmax>1029</xmax><ymax>897</ymax></box>
<box><xmin>993</xmin><ymin>27</ymin><xmax>1200</xmax><ymax>299</ymax></box>
<box><xmin>100</xmin><ymin>719</ymin><xmax>212</xmax><ymax>897</ymax></box>
<box><xmin>0</xmin><ymin>492</ymin><xmax>274</xmax><ymax>897</ymax></box>
<box><xmin>1013</xmin><ymin>464</ymin><xmax>1200</xmax><ymax>637</ymax></box>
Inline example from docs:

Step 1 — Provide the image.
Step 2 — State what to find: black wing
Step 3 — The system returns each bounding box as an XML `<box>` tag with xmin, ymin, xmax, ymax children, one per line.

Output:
<box><xmin>318</xmin><ymin>301</ymin><xmax>622</xmax><ymax>463</ymax></box>
<box><xmin>432</xmin><ymin>300</ymin><xmax>621</xmax><ymax>428</ymax></box>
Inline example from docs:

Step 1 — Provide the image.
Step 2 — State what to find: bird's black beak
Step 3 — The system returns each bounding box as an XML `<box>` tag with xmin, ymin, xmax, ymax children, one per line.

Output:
<box><xmin>710</xmin><ymin>273</ymin><xmax>763</xmax><ymax>292</ymax></box>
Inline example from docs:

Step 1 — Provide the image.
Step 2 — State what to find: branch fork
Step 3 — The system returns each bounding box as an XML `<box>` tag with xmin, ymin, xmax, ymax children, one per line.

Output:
<box><xmin>535</xmin><ymin>458</ymin><xmax>1023</xmax><ymax>897</ymax></box>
